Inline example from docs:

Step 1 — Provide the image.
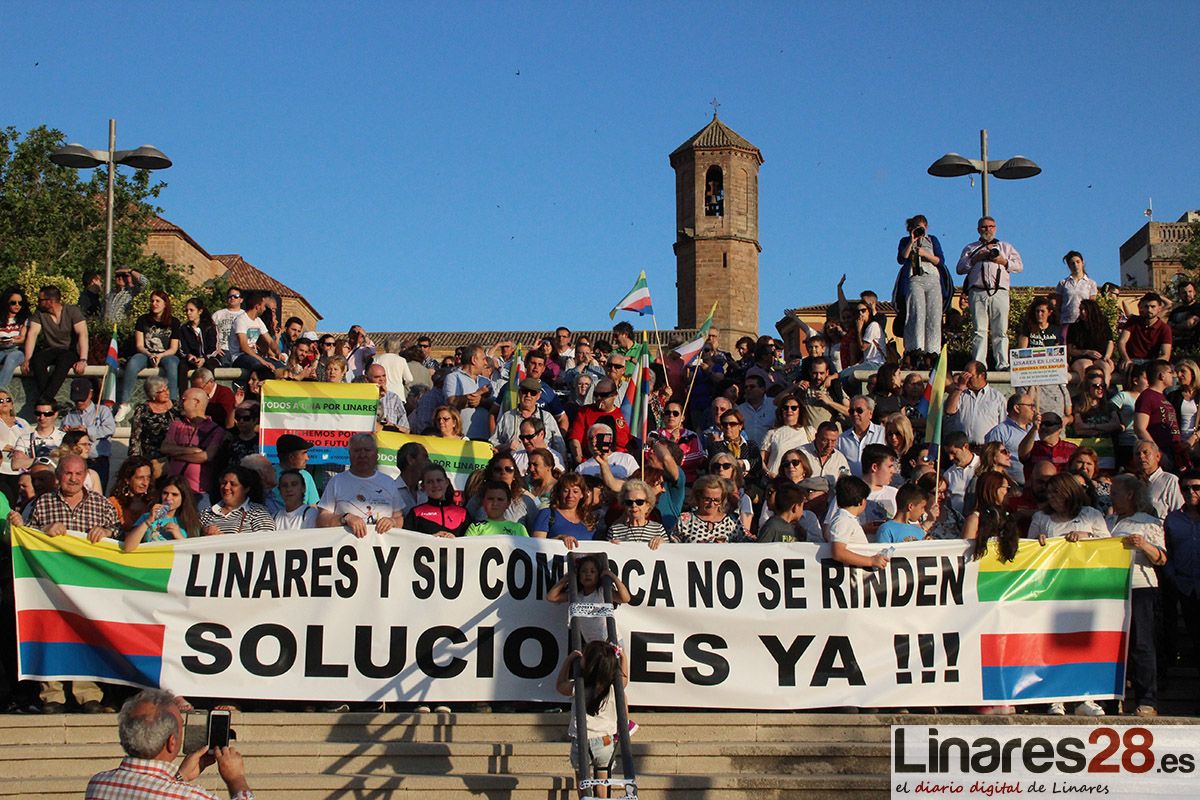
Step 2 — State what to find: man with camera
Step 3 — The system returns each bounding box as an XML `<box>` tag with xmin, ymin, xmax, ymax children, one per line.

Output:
<box><xmin>956</xmin><ymin>216</ymin><xmax>1023</xmax><ymax>370</ymax></box>
<box><xmin>86</xmin><ymin>689</ymin><xmax>253</xmax><ymax>799</ymax></box>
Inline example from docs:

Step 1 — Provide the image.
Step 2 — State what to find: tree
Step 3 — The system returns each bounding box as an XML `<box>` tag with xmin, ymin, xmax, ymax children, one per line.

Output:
<box><xmin>0</xmin><ymin>124</ymin><xmax>202</xmax><ymax>339</ymax></box>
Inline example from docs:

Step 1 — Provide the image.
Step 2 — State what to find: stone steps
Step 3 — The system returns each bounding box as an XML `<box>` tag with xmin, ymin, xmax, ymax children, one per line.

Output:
<box><xmin>2</xmin><ymin>710</ymin><xmax>1198</xmax><ymax>798</ymax></box>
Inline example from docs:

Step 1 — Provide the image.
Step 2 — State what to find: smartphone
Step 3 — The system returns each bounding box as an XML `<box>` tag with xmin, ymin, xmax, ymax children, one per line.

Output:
<box><xmin>207</xmin><ymin>709</ymin><xmax>231</xmax><ymax>749</ymax></box>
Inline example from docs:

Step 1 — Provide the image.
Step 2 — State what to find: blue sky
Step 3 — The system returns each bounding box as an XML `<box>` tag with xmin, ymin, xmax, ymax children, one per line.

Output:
<box><xmin>3</xmin><ymin>2</ymin><xmax>1198</xmax><ymax>335</ymax></box>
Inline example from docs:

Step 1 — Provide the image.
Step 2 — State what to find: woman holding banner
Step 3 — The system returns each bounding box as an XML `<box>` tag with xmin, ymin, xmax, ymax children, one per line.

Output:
<box><xmin>200</xmin><ymin>465</ymin><xmax>275</xmax><ymax>535</ymax></box>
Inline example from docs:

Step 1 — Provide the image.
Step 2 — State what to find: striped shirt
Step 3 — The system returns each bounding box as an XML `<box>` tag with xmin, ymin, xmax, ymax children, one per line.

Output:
<box><xmin>607</xmin><ymin>520</ymin><xmax>667</xmax><ymax>543</ymax></box>
<box><xmin>199</xmin><ymin>500</ymin><xmax>276</xmax><ymax>534</ymax></box>
<box><xmin>86</xmin><ymin>757</ymin><xmax>254</xmax><ymax>800</ymax></box>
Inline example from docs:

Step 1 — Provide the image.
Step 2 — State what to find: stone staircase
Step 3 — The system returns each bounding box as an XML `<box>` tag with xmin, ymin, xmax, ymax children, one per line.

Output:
<box><xmin>2</xmin><ymin>708</ymin><xmax>1199</xmax><ymax>799</ymax></box>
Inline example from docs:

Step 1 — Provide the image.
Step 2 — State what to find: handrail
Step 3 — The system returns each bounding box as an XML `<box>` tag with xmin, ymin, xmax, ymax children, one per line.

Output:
<box><xmin>565</xmin><ymin>553</ymin><xmax>637</xmax><ymax>798</ymax></box>
<box><xmin>602</xmin><ymin>571</ymin><xmax>637</xmax><ymax>795</ymax></box>
<box><xmin>565</xmin><ymin>555</ymin><xmax>590</xmax><ymax>792</ymax></box>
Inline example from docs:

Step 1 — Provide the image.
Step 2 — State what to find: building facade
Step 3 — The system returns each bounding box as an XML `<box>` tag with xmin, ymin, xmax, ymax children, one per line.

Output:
<box><xmin>1119</xmin><ymin>211</ymin><xmax>1198</xmax><ymax>291</ymax></box>
<box><xmin>670</xmin><ymin>115</ymin><xmax>763</xmax><ymax>349</ymax></box>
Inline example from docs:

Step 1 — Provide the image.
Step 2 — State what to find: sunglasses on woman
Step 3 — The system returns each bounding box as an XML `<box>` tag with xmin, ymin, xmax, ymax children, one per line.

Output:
<box><xmin>623</xmin><ymin>497</ymin><xmax>648</xmax><ymax>507</ymax></box>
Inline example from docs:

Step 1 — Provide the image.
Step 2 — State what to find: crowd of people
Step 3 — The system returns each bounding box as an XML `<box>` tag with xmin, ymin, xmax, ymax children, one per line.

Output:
<box><xmin>2</xmin><ymin>217</ymin><xmax>1200</xmax><ymax>727</ymax></box>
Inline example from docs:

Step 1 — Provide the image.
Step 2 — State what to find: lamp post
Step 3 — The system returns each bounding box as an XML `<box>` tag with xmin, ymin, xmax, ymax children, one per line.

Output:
<box><xmin>50</xmin><ymin>119</ymin><xmax>172</xmax><ymax>297</ymax></box>
<box><xmin>928</xmin><ymin>129</ymin><xmax>1040</xmax><ymax>218</ymax></box>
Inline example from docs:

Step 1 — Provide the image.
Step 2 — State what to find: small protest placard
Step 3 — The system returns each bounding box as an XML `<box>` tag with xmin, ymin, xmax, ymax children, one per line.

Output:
<box><xmin>1008</xmin><ymin>346</ymin><xmax>1068</xmax><ymax>387</ymax></box>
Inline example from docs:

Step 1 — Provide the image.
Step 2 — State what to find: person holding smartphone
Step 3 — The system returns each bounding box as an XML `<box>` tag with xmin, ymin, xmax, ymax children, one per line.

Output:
<box><xmin>86</xmin><ymin>689</ymin><xmax>253</xmax><ymax>800</ymax></box>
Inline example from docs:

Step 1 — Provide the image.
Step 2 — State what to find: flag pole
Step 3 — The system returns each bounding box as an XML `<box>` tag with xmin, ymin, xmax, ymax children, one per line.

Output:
<box><xmin>681</xmin><ymin>360</ymin><xmax>701</xmax><ymax>420</ymax></box>
<box><xmin>650</xmin><ymin>313</ymin><xmax>667</xmax><ymax>365</ymax></box>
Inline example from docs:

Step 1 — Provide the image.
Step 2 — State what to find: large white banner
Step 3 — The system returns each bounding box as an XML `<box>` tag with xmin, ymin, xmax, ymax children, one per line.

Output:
<box><xmin>13</xmin><ymin>528</ymin><xmax>1132</xmax><ymax>708</ymax></box>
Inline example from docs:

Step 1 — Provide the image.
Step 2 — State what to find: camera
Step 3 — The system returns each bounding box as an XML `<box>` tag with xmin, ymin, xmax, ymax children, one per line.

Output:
<box><xmin>987</xmin><ymin>247</ymin><xmax>1000</xmax><ymax>260</ymax></box>
<box><xmin>912</xmin><ymin>226</ymin><xmax>926</xmax><ymax>239</ymax></box>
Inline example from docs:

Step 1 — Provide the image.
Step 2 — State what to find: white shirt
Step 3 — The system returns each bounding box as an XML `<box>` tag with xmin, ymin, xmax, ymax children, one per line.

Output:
<box><xmin>800</xmin><ymin>443</ymin><xmax>852</xmax><ymax>490</ymax></box>
<box><xmin>0</xmin><ymin>416</ymin><xmax>31</xmax><ymax>476</ymax></box>
<box><xmin>948</xmin><ymin>385</ymin><xmax>1007</xmax><ymax>445</ymax></box>
<box><xmin>859</xmin><ymin>320</ymin><xmax>887</xmax><ymax>365</ymax></box>
<box><xmin>273</xmin><ymin>505</ymin><xmax>320</xmax><ymax>531</ymax></box>
<box><xmin>1027</xmin><ymin>506</ymin><xmax>1109</xmax><ymax>540</ymax></box>
<box><xmin>943</xmin><ymin>455</ymin><xmax>980</xmax><ymax>515</ymax></box>
<box><xmin>318</xmin><ymin>470</ymin><xmax>404</xmax><ymax>525</ymax></box>
<box><xmin>576</xmin><ymin>452</ymin><xmax>639</xmax><ymax>480</ymax></box>
<box><xmin>762</xmin><ymin>425</ymin><xmax>813</xmax><ymax>476</ymax></box>
<box><xmin>1147</xmin><ymin>468</ymin><xmax>1184</xmax><ymax>520</ymax></box>
<box><xmin>1056</xmin><ymin>275</ymin><xmax>1098</xmax><ymax>325</ymax></box>
<box><xmin>228</xmin><ymin>312</ymin><xmax>269</xmax><ymax>361</ymax></box>
<box><xmin>737</xmin><ymin>400</ymin><xmax>774</xmax><ymax>446</ymax></box>
<box><xmin>211</xmin><ymin>307</ymin><xmax>241</xmax><ymax>352</ymax></box>
<box><xmin>836</xmin><ymin>423</ymin><xmax>885</xmax><ymax>476</ymax></box>
<box><xmin>827</xmin><ymin>507</ymin><xmax>868</xmax><ymax>545</ymax></box>
<box><xmin>1107</xmin><ymin>512</ymin><xmax>1165</xmax><ymax>589</ymax></box>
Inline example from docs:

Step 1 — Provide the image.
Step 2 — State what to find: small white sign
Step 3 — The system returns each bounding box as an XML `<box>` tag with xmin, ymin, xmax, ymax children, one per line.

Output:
<box><xmin>892</xmin><ymin>724</ymin><xmax>1199</xmax><ymax>799</ymax></box>
<box><xmin>1009</xmin><ymin>346</ymin><xmax>1069</xmax><ymax>387</ymax></box>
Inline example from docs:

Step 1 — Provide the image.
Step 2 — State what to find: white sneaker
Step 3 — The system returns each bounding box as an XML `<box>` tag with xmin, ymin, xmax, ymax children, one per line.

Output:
<box><xmin>1075</xmin><ymin>700</ymin><xmax>1106</xmax><ymax>717</ymax></box>
<box><xmin>113</xmin><ymin>404</ymin><xmax>132</xmax><ymax>423</ymax></box>
<box><xmin>1047</xmin><ymin>702</ymin><xmax>1066</xmax><ymax>715</ymax></box>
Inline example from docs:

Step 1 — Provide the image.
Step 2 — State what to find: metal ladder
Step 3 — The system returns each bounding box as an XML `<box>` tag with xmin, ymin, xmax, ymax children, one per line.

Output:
<box><xmin>566</xmin><ymin>553</ymin><xmax>637</xmax><ymax>799</ymax></box>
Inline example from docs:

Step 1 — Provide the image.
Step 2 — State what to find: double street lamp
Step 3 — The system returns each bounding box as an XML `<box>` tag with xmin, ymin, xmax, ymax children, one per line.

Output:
<box><xmin>50</xmin><ymin>119</ymin><xmax>172</xmax><ymax>296</ymax></box>
<box><xmin>928</xmin><ymin>129</ymin><xmax>1040</xmax><ymax>218</ymax></box>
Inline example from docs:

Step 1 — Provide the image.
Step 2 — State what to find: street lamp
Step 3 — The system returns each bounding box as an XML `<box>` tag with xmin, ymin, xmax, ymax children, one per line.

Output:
<box><xmin>50</xmin><ymin>119</ymin><xmax>172</xmax><ymax>296</ymax></box>
<box><xmin>928</xmin><ymin>129</ymin><xmax>1040</xmax><ymax>218</ymax></box>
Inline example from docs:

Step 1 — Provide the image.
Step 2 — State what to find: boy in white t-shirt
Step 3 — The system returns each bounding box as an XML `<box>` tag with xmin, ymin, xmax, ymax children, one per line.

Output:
<box><xmin>827</xmin><ymin>475</ymin><xmax>889</xmax><ymax>569</ymax></box>
<box><xmin>226</xmin><ymin>290</ymin><xmax>283</xmax><ymax>371</ymax></box>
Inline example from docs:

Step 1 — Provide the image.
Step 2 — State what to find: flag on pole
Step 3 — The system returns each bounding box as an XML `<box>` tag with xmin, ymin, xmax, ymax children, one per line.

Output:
<box><xmin>672</xmin><ymin>302</ymin><xmax>718</xmax><ymax>366</ymax></box>
<box><xmin>609</xmin><ymin>271</ymin><xmax>654</xmax><ymax>319</ymax></box>
<box><xmin>619</xmin><ymin>338</ymin><xmax>649</xmax><ymax>425</ymax></box>
<box><xmin>922</xmin><ymin>345</ymin><xmax>949</xmax><ymax>464</ymax></box>
<box><xmin>634</xmin><ymin>336</ymin><xmax>652</xmax><ymax>443</ymax></box>
<box><xmin>100</xmin><ymin>326</ymin><xmax>119</xmax><ymax>407</ymax></box>
<box><xmin>503</xmin><ymin>343</ymin><xmax>525</xmax><ymax>412</ymax></box>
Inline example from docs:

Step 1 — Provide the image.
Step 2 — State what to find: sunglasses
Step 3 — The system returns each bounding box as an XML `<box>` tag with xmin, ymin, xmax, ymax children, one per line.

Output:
<box><xmin>665</xmin><ymin>410</ymin><xmax>682</xmax><ymax>417</ymax></box>
<box><xmin>607</xmin><ymin>363</ymin><xmax>625</xmax><ymax>371</ymax></box>
<box><xmin>235</xmin><ymin>415</ymin><xmax>254</xmax><ymax>421</ymax></box>
<box><xmin>35</xmin><ymin>410</ymin><xmax>57</xmax><ymax>417</ymax></box>
<box><xmin>1184</xmin><ymin>484</ymin><xmax>1200</xmax><ymax>493</ymax></box>
<box><xmin>713</xmin><ymin>463</ymin><xmax>734</xmax><ymax>471</ymax></box>
<box><xmin>783</xmin><ymin>459</ymin><xmax>803</xmax><ymax>467</ymax></box>
<box><xmin>623</xmin><ymin>498</ymin><xmax>648</xmax><ymax>507</ymax></box>
<box><xmin>494</xmin><ymin>465</ymin><xmax>516</xmax><ymax>474</ymax></box>
<box><xmin>720</xmin><ymin>421</ymin><xmax>740</xmax><ymax>428</ymax></box>
<box><xmin>227</xmin><ymin>294</ymin><xmax>241</xmax><ymax>299</ymax></box>
<box><xmin>850</xmin><ymin>407</ymin><xmax>868</xmax><ymax>415</ymax></box>
<box><xmin>7</xmin><ymin>300</ymin><xmax>21</xmax><ymax>306</ymax></box>
<box><xmin>0</xmin><ymin>397</ymin><xmax>11</xmax><ymax>404</ymax></box>
<box><xmin>1088</xmin><ymin>383</ymin><xmax>1105</xmax><ymax>389</ymax></box>
<box><xmin>519</xmin><ymin>433</ymin><xmax>537</xmax><ymax>441</ymax></box>
<box><xmin>782</xmin><ymin>404</ymin><xmax>800</xmax><ymax>411</ymax></box>
<box><xmin>519</xmin><ymin>388</ymin><xmax>539</xmax><ymax>396</ymax></box>
<box><xmin>595</xmin><ymin>391</ymin><xmax>616</xmax><ymax>398</ymax></box>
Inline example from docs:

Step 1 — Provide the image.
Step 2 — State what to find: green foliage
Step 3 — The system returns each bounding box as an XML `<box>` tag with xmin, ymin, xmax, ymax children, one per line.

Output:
<box><xmin>17</xmin><ymin>262</ymin><xmax>79</xmax><ymax>304</ymax></box>
<box><xmin>0</xmin><ymin>123</ymin><xmax>173</xmax><ymax>296</ymax></box>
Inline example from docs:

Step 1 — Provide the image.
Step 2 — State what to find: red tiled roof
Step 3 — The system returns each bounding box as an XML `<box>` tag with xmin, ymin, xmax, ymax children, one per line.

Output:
<box><xmin>149</xmin><ymin>215</ymin><xmax>212</xmax><ymax>259</ymax></box>
<box><xmin>215</xmin><ymin>254</ymin><xmax>321</xmax><ymax>320</ymax></box>
<box><xmin>358</xmin><ymin>330</ymin><xmax>702</xmax><ymax>351</ymax></box>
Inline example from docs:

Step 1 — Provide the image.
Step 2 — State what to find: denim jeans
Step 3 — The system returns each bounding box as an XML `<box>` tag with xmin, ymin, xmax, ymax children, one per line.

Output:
<box><xmin>0</xmin><ymin>349</ymin><xmax>23</xmax><ymax>389</ymax></box>
<box><xmin>119</xmin><ymin>353</ymin><xmax>181</xmax><ymax>403</ymax></box>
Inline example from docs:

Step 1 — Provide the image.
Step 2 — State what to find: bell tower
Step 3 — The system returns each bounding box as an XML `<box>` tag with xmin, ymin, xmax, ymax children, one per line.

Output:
<box><xmin>670</xmin><ymin>113</ymin><xmax>763</xmax><ymax>348</ymax></box>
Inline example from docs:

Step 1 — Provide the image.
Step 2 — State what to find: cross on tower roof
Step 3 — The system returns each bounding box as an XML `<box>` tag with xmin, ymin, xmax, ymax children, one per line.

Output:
<box><xmin>710</xmin><ymin>97</ymin><xmax>720</xmax><ymax>115</ymax></box>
